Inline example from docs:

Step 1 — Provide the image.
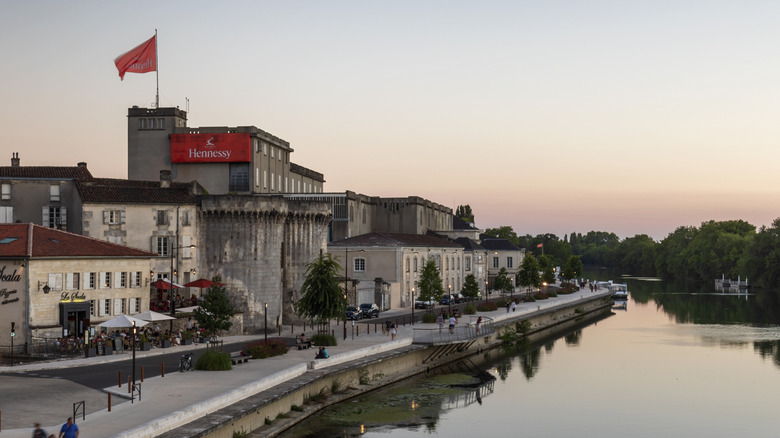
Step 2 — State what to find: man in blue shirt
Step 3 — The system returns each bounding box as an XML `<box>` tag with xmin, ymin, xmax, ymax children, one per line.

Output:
<box><xmin>58</xmin><ymin>417</ymin><xmax>79</xmax><ymax>438</ymax></box>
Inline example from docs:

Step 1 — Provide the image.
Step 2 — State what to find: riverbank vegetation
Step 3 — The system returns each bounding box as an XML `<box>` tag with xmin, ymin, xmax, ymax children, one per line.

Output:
<box><xmin>486</xmin><ymin>218</ymin><xmax>780</xmax><ymax>291</ymax></box>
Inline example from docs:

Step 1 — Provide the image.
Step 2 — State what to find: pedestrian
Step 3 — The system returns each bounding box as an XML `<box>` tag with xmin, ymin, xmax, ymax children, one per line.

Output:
<box><xmin>511</xmin><ymin>301</ymin><xmax>516</xmax><ymax>312</ymax></box>
<box><xmin>437</xmin><ymin>312</ymin><xmax>444</xmax><ymax>333</ymax></box>
<box><xmin>448</xmin><ymin>315</ymin><xmax>456</xmax><ymax>334</ymax></box>
<box><xmin>58</xmin><ymin>417</ymin><xmax>78</xmax><ymax>438</ymax></box>
<box><xmin>390</xmin><ymin>322</ymin><xmax>397</xmax><ymax>340</ymax></box>
<box><xmin>185</xmin><ymin>317</ymin><xmax>193</xmax><ymax>331</ymax></box>
<box><xmin>475</xmin><ymin>316</ymin><xmax>482</xmax><ymax>335</ymax></box>
<box><xmin>32</xmin><ymin>423</ymin><xmax>47</xmax><ymax>438</ymax></box>
<box><xmin>506</xmin><ymin>301</ymin><xmax>511</xmax><ymax>313</ymax></box>
<box><xmin>385</xmin><ymin>319</ymin><xmax>392</xmax><ymax>336</ymax></box>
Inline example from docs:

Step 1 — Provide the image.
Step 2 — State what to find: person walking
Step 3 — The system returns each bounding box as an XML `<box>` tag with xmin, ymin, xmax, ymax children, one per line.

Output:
<box><xmin>385</xmin><ymin>319</ymin><xmax>392</xmax><ymax>336</ymax></box>
<box><xmin>58</xmin><ymin>417</ymin><xmax>78</xmax><ymax>438</ymax></box>
<box><xmin>475</xmin><ymin>316</ymin><xmax>482</xmax><ymax>335</ymax></box>
<box><xmin>390</xmin><ymin>322</ymin><xmax>397</xmax><ymax>340</ymax></box>
<box><xmin>32</xmin><ymin>423</ymin><xmax>47</xmax><ymax>438</ymax></box>
<box><xmin>511</xmin><ymin>301</ymin><xmax>516</xmax><ymax>312</ymax></box>
<box><xmin>448</xmin><ymin>315</ymin><xmax>456</xmax><ymax>334</ymax></box>
<box><xmin>437</xmin><ymin>312</ymin><xmax>444</xmax><ymax>333</ymax></box>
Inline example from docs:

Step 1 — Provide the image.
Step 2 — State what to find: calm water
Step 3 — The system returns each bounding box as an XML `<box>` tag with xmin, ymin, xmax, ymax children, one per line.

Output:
<box><xmin>283</xmin><ymin>273</ymin><xmax>780</xmax><ymax>438</ymax></box>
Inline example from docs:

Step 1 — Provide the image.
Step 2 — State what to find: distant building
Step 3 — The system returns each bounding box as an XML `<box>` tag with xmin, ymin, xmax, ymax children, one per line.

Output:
<box><xmin>328</xmin><ymin>232</ymin><xmax>463</xmax><ymax>309</ymax></box>
<box><xmin>0</xmin><ymin>223</ymin><xmax>156</xmax><ymax>346</ymax></box>
<box><xmin>126</xmin><ymin>106</ymin><xmax>324</xmax><ymax>196</ymax></box>
<box><xmin>480</xmin><ymin>238</ymin><xmax>525</xmax><ymax>291</ymax></box>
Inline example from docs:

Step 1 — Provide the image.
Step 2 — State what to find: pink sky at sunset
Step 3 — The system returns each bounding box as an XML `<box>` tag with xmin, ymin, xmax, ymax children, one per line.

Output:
<box><xmin>2</xmin><ymin>1</ymin><xmax>780</xmax><ymax>242</ymax></box>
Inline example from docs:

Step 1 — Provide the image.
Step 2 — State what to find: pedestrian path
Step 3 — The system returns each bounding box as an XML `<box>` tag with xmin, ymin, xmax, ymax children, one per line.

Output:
<box><xmin>0</xmin><ymin>287</ymin><xmax>608</xmax><ymax>438</ymax></box>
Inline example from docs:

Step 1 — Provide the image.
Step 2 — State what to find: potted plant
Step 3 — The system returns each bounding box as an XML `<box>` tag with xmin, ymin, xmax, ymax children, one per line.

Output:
<box><xmin>181</xmin><ymin>330</ymin><xmax>194</xmax><ymax>345</ymax></box>
<box><xmin>102</xmin><ymin>339</ymin><xmax>113</xmax><ymax>356</ymax></box>
<box><xmin>140</xmin><ymin>333</ymin><xmax>151</xmax><ymax>351</ymax></box>
<box><xmin>85</xmin><ymin>339</ymin><xmax>97</xmax><ymax>357</ymax></box>
<box><xmin>160</xmin><ymin>336</ymin><xmax>171</xmax><ymax>348</ymax></box>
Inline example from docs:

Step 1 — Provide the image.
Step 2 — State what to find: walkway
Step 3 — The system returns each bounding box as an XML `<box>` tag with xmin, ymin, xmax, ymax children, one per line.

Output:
<box><xmin>0</xmin><ymin>287</ymin><xmax>610</xmax><ymax>438</ymax></box>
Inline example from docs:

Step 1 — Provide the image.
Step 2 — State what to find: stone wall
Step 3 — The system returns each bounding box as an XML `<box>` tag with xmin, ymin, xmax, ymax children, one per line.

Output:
<box><xmin>199</xmin><ymin>195</ymin><xmax>330</xmax><ymax>334</ymax></box>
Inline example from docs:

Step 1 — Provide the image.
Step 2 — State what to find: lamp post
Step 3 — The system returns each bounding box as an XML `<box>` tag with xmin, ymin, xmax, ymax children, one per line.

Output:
<box><xmin>131</xmin><ymin>321</ymin><xmax>137</xmax><ymax>402</ymax></box>
<box><xmin>448</xmin><ymin>285</ymin><xmax>452</xmax><ymax>316</ymax></box>
<box><xmin>344</xmin><ymin>247</ymin><xmax>348</xmax><ymax>341</ymax></box>
<box><xmin>485</xmin><ymin>280</ymin><xmax>488</xmax><ymax>303</ymax></box>
<box><xmin>169</xmin><ymin>244</ymin><xmax>196</xmax><ymax>333</ymax></box>
<box><xmin>411</xmin><ymin>287</ymin><xmax>415</xmax><ymax>326</ymax></box>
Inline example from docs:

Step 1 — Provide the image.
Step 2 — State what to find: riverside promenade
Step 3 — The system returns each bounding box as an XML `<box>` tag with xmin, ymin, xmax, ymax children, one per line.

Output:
<box><xmin>0</xmin><ymin>287</ymin><xmax>610</xmax><ymax>438</ymax></box>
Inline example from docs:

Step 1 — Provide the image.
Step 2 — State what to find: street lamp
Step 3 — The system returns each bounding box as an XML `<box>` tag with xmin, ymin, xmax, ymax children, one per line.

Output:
<box><xmin>485</xmin><ymin>280</ymin><xmax>488</xmax><ymax>303</ymax></box>
<box><xmin>344</xmin><ymin>247</ymin><xmax>349</xmax><ymax>341</ymax></box>
<box><xmin>448</xmin><ymin>285</ymin><xmax>452</xmax><ymax>316</ymax></box>
<box><xmin>411</xmin><ymin>287</ymin><xmax>415</xmax><ymax>326</ymax></box>
<box><xmin>170</xmin><ymin>244</ymin><xmax>196</xmax><ymax>332</ymax></box>
<box><xmin>131</xmin><ymin>321</ymin><xmax>137</xmax><ymax>403</ymax></box>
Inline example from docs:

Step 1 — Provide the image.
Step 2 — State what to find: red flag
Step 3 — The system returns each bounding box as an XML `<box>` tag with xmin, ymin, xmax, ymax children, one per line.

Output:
<box><xmin>536</xmin><ymin>243</ymin><xmax>543</xmax><ymax>248</ymax></box>
<box><xmin>114</xmin><ymin>35</ymin><xmax>156</xmax><ymax>80</ymax></box>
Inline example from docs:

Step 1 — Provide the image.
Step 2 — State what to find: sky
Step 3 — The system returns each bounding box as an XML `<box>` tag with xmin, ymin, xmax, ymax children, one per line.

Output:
<box><xmin>2</xmin><ymin>1</ymin><xmax>780</xmax><ymax>241</ymax></box>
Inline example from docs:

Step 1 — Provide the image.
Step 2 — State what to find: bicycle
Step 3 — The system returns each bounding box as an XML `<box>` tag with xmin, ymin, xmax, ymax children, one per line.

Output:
<box><xmin>179</xmin><ymin>353</ymin><xmax>193</xmax><ymax>372</ymax></box>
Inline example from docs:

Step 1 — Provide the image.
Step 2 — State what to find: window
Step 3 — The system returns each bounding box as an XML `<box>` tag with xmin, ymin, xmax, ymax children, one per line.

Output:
<box><xmin>413</xmin><ymin>257</ymin><xmax>418</xmax><ymax>272</ymax></box>
<box><xmin>354</xmin><ymin>258</ymin><xmax>366</xmax><ymax>272</ymax></box>
<box><xmin>271</xmin><ymin>148</ymin><xmax>274</xmax><ymax>159</ymax></box>
<box><xmin>120</xmin><ymin>272</ymin><xmax>127</xmax><ymax>288</ymax></box>
<box><xmin>0</xmin><ymin>206</ymin><xmax>13</xmax><ymax>223</ymax></box>
<box><xmin>278</xmin><ymin>175</ymin><xmax>281</xmax><ymax>192</ymax></box>
<box><xmin>49</xmin><ymin>185</ymin><xmax>60</xmax><ymax>202</ymax></box>
<box><xmin>156</xmin><ymin>236</ymin><xmax>169</xmax><ymax>256</ymax></box>
<box><xmin>507</xmin><ymin>257</ymin><xmax>513</xmax><ymax>268</ymax></box>
<box><xmin>263</xmin><ymin>170</ymin><xmax>267</xmax><ymax>189</ymax></box>
<box><xmin>255</xmin><ymin>139</ymin><xmax>260</xmax><ymax>153</ymax></box>
<box><xmin>48</xmin><ymin>273</ymin><xmax>63</xmax><ymax>291</ymax></box>
<box><xmin>229</xmin><ymin>163</ymin><xmax>250</xmax><ymax>192</ymax></box>
<box><xmin>156</xmin><ymin>210</ymin><xmax>168</xmax><ymax>226</ymax></box>
<box><xmin>465</xmin><ymin>257</ymin><xmax>471</xmax><ymax>271</ymax></box>
<box><xmin>406</xmin><ymin>257</ymin><xmax>410</xmax><ymax>272</ymax></box>
<box><xmin>1</xmin><ymin>184</ymin><xmax>10</xmax><ymax>200</ymax></box>
<box><xmin>131</xmin><ymin>271</ymin><xmax>142</xmax><ymax>288</ymax></box>
<box><xmin>103</xmin><ymin>299</ymin><xmax>111</xmax><ymax>316</ymax></box>
<box><xmin>66</xmin><ymin>272</ymin><xmax>80</xmax><ymax>290</ymax></box>
<box><xmin>105</xmin><ymin>210</ymin><xmax>123</xmax><ymax>225</ymax></box>
<box><xmin>84</xmin><ymin>272</ymin><xmax>96</xmax><ymax>289</ymax></box>
<box><xmin>116</xmin><ymin>298</ymin><xmax>126</xmax><ymax>314</ymax></box>
<box><xmin>89</xmin><ymin>300</ymin><xmax>95</xmax><ymax>317</ymax></box>
<box><xmin>100</xmin><ymin>272</ymin><xmax>111</xmax><ymax>289</ymax></box>
<box><xmin>131</xmin><ymin>297</ymin><xmax>141</xmax><ymax>314</ymax></box>
<box><xmin>271</xmin><ymin>172</ymin><xmax>275</xmax><ymax>190</ymax></box>
<box><xmin>285</xmin><ymin>177</ymin><xmax>288</xmax><ymax>192</ymax></box>
<box><xmin>263</xmin><ymin>143</ymin><xmax>267</xmax><ymax>155</ymax></box>
<box><xmin>43</xmin><ymin>206</ymin><xmax>66</xmax><ymax>228</ymax></box>
<box><xmin>493</xmin><ymin>257</ymin><xmax>499</xmax><ymax>268</ymax></box>
<box><xmin>181</xmin><ymin>210</ymin><xmax>190</xmax><ymax>226</ymax></box>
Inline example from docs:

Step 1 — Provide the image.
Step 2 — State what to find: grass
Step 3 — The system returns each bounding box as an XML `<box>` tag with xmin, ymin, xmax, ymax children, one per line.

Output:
<box><xmin>195</xmin><ymin>351</ymin><xmax>232</xmax><ymax>371</ymax></box>
<box><xmin>312</xmin><ymin>333</ymin><xmax>337</xmax><ymax>346</ymax></box>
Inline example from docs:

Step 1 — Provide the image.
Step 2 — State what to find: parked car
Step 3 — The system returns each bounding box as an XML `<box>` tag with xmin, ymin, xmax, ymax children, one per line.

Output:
<box><xmin>440</xmin><ymin>294</ymin><xmax>459</xmax><ymax>305</ymax></box>
<box><xmin>359</xmin><ymin>303</ymin><xmax>380</xmax><ymax>318</ymax></box>
<box><xmin>345</xmin><ymin>305</ymin><xmax>363</xmax><ymax>320</ymax></box>
<box><xmin>415</xmin><ymin>298</ymin><xmax>436</xmax><ymax>309</ymax></box>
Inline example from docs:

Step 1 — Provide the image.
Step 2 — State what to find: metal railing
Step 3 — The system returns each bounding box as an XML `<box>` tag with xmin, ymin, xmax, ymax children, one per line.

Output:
<box><xmin>412</xmin><ymin>316</ymin><xmax>495</xmax><ymax>345</ymax></box>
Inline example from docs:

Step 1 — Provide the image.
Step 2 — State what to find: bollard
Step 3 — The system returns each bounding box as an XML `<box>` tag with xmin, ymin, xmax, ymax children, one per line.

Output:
<box><xmin>118</xmin><ymin>370</ymin><xmax>122</xmax><ymax>388</ymax></box>
<box><xmin>278</xmin><ymin>326</ymin><xmax>281</xmax><ymax>335</ymax></box>
<box><xmin>356</xmin><ymin>325</ymin><xmax>359</xmax><ymax>337</ymax></box>
<box><xmin>291</xmin><ymin>324</ymin><xmax>294</xmax><ymax>334</ymax></box>
<box><xmin>304</xmin><ymin>321</ymin><xmax>306</xmax><ymax>331</ymax></box>
<box><xmin>331</xmin><ymin>329</ymin><xmax>334</xmax><ymax>338</ymax></box>
<box><xmin>141</xmin><ymin>366</ymin><xmax>144</xmax><ymax>382</ymax></box>
<box><xmin>108</xmin><ymin>393</ymin><xmax>111</xmax><ymax>412</ymax></box>
<box><xmin>162</xmin><ymin>362</ymin><xmax>165</xmax><ymax>378</ymax></box>
<box><xmin>127</xmin><ymin>376</ymin><xmax>131</xmax><ymax>394</ymax></box>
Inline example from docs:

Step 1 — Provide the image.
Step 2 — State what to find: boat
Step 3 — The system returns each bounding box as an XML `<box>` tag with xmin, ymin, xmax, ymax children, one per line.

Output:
<box><xmin>609</xmin><ymin>283</ymin><xmax>628</xmax><ymax>300</ymax></box>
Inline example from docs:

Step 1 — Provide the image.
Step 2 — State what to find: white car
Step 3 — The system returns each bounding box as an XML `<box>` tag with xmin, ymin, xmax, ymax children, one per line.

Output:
<box><xmin>415</xmin><ymin>298</ymin><xmax>436</xmax><ymax>309</ymax></box>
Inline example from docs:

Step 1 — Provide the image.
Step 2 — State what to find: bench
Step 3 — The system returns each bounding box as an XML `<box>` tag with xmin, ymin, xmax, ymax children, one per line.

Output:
<box><xmin>230</xmin><ymin>351</ymin><xmax>249</xmax><ymax>365</ymax></box>
<box><xmin>296</xmin><ymin>336</ymin><xmax>311</xmax><ymax>350</ymax></box>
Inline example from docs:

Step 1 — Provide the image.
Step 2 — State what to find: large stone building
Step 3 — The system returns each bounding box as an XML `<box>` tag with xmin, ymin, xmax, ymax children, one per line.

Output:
<box><xmin>0</xmin><ymin>223</ymin><xmax>156</xmax><ymax>346</ymax></box>
<box><xmin>127</xmin><ymin>106</ymin><xmax>324</xmax><ymax>196</ymax></box>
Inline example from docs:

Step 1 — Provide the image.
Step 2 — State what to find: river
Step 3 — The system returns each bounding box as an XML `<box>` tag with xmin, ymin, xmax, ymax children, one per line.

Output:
<box><xmin>280</xmin><ymin>271</ymin><xmax>780</xmax><ymax>437</ymax></box>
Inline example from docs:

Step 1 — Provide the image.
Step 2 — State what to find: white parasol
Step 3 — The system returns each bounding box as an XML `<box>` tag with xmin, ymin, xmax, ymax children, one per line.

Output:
<box><xmin>97</xmin><ymin>314</ymin><xmax>149</xmax><ymax>328</ymax></box>
<box><xmin>134</xmin><ymin>310</ymin><xmax>176</xmax><ymax>321</ymax></box>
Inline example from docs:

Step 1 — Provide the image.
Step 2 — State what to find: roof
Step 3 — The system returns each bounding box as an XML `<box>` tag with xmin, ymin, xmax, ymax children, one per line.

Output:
<box><xmin>328</xmin><ymin>232</ymin><xmax>462</xmax><ymax>248</ymax></box>
<box><xmin>480</xmin><ymin>238</ymin><xmax>523</xmax><ymax>251</ymax></box>
<box><xmin>0</xmin><ymin>223</ymin><xmax>157</xmax><ymax>258</ymax></box>
<box><xmin>0</xmin><ymin>165</ymin><xmax>94</xmax><ymax>181</ymax></box>
<box><xmin>454</xmin><ymin>237</ymin><xmax>485</xmax><ymax>251</ymax></box>
<box><xmin>452</xmin><ymin>215</ymin><xmax>478</xmax><ymax>230</ymax></box>
<box><xmin>76</xmin><ymin>178</ymin><xmax>202</xmax><ymax>205</ymax></box>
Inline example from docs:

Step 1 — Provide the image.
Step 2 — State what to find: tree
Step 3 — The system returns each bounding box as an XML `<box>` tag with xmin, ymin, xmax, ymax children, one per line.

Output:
<box><xmin>484</xmin><ymin>226</ymin><xmax>520</xmax><ymax>245</ymax></box>
<box><xmin>493</xmin><ymin>267</ymin><xmax>513</xmax><ymax>294</ymax></box>
<box><xmin>560</xmin><ymin>255</ymin><xmax>583</xmax><ymax>283</ymax></box>
<box><xmin>455</xmin><ymin>205</ymin><xmax>474</xmax><ymax>223</ymax></box>
<box><xmin>195</xmin><ymin>276</ymin><xmax>235</xmax><ymax>340</ymax></box>
<box><xmin>417</xmin><ymin>258</ymin><xmax>445</xmax><ymax>308</ymax></box>
<box><xmin>295</xmin><ymin>253</ymin><xmax>346</xmax><ymax>332</ymax></box>
<box><xmin>461</xmin><ymin>273</ymin><xmax>480</xmax><ymax>300</ymax></box>
<box><xmin>517</xmin><ymin>253</ymin><xmax>541</xmax><ymax>294</ymax></box>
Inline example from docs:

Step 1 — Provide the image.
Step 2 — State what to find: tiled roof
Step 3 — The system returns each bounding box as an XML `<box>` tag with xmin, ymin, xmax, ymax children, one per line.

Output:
<box><xmin>329</xmin><ymin>232</ymin><xmax>461</xmax><ymax>248</ymax></box>
<box><xmin>454</xmin><ymin>237</ymin><xmax>485</xmax><ymax>251</ymax></box>
<box><xmin>452</xmin><ymin>215</ymin><xmax>478</xmax><ymax>230</ymax></box>
<box><xmin>0</xmin><ymin>223</ymin><xmax>156</xmax><ymax>258</ymax></box>
<box><xmin>76</xmin><ymin>178</ymin><xmax>201</xmax><ymax>204</ymax></box>
<box><xmin>0</xmin><ymin>166</ymin><xmax>94</xmax><ymax>181</ymax></box>
<box><xmin>480</xmin><ymin>238</ymin><xmax>523</xmax><ymax>251</ymax></box>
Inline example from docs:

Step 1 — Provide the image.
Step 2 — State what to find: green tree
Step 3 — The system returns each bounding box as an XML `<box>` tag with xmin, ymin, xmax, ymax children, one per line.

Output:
<box><xmin>455</xmin><ymin>205</ymin><xmax>475</xmax><ymax>223</ymax></box>
<box><xmin>517</xmin><ymin>253</ymin><xmax>541</xmax><ymax>294</ymax></box>
<box><xmin>561</xmin><ymin>255</ymin><xmax>583</xmax><ymax>283</ymax></box>
<box><xmin>493</xmin><ymin>267</ymin><xmax>513</xmax><ymax>294</ymax></box>
<box><xmin>484</xmin><ymin>226</ymin><xmax>520</xmax><ymax>246</ymax></box>
<box><xmin>538</xmin><ymin>254</ymin><xmax>556</xmax><ymax>284</ymax></box>
<box><xmin>295</xmin><ymin>253</ymin><xmax>346</xmax><ymax>332</ymax></box>
<box><xmin>417</xmin><ymin>258</ymin><xmax>444</xmax><ymax>308</ymax></box>
<box><xmin>461</xmin><ymin>273</ymin><xmax>480</xmax><ymax>300</ymax></box>
<box><xmin>195</xmin><ymin>276</ymin><xmax>235</xmax><ymax>339</ymax></box>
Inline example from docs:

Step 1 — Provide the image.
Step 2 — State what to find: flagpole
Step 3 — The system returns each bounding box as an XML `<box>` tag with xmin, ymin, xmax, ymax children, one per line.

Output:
<box><xmin>155</xmin><ymin>29</ymin><xmax>159</xmax><ymax>108</ymax></box>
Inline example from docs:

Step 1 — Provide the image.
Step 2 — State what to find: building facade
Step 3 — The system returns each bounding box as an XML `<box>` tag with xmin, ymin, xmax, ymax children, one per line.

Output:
<box><xmin>481</xmin><ymin>238</ymin><xmax>525</xmax><ymax>292</ymax></box>
<box><xmin>0</xmin><ymin>224</ymin><xmax>156</xmax><ymax>347</ymax></box>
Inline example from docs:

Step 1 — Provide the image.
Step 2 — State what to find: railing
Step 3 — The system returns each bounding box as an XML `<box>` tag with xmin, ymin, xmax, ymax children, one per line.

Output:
<box><xmin>412</xmin><ymin>316</ymin><xmax>495</xmax><ymax>345</ymax></box>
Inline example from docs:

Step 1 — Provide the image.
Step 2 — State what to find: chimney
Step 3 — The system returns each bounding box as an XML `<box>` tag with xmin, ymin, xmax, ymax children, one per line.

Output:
<box><xmin>11</xmin><ymin>152</ymin><xmax>19</xmax><ymax>167</ymax></box>
<box><xmin>77</xmin><ymin>162</ymin><xmax>87</xmax><ymax>168</ymax></box>
<box><xmin>160</xmin><ymin>170</ymin><xmax>171</xmax><ymax>188</ymax></box>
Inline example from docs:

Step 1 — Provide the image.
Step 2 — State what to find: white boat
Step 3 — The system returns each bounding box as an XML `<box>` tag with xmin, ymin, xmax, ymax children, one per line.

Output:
<box><xmin>609</xmin><ymin>283</ymin><xmax>628</xmax><ymax>300</ymax></box>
